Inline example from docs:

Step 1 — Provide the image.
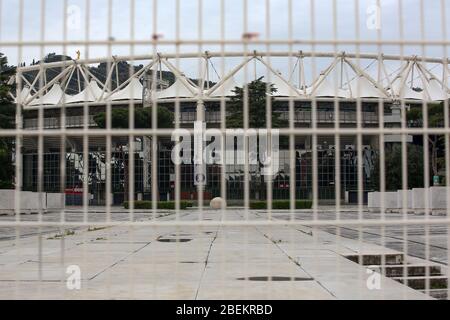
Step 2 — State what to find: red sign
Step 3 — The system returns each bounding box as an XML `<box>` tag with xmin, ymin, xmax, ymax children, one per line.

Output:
<box><xmin>65</xmin><ymin>188</ymin><xmax>83</xmax><ymax>195</ymax></box>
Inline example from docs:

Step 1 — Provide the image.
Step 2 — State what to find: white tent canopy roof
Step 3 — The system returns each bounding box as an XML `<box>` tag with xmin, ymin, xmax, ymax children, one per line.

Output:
<box><xmin>390</xmin><ymin>76</ymin><xmax>423</xmax><ymax>100</ymax></box>
<box><xmin>424</xmin><ymin>78</ymin><xmax>449</xmax><ymax>101</ymax></box>
<box><xmin>307</xmin><ymin>77</ymin><xmax>350</xmax><ymax>98</ymax></box>
<box><xmin>209</xmin><ymin>77</ymin><xmax>239</xmax><ymax>97</ymax></box>
<box><xmin>30</xmin><ymin>84</ymin><xmax>65</xmax><ymax>105</ymax></box>
<box><xmin>348</xmin><ymin>75</ymin><xmax>387</xmax><ymax>98</ymax></box>
<box><xmin>390</xmin><ymin>63</ymin><xmax>450</xmax><ymax>101</ymax></box>
<box><xmin>17</xmin><ymin>52</ymin><xmax>450</xmax><ymax>106</ymax></box>
<box><xmin>15</xmin><ymin>86</ymin><xmax>31</xmax><ymax>103</ymax></box>
<box><xmin>270</xmin><ymin>74</ymin><xmax>299</xmax><ymax>96</ymax></box>
<box><xmin>109</xmin><ymin>78</ymin><xmax>143</xmax><ymax>101</ymax></box>
<box><xmin>307</xmin><ymin>59</ymin><xmax>387</xmax><ymax>99</ymax></box>
<box><xmin>157</xmin><ymin>78</ymin><xmax>198</xmax><ymax>99</ymax></box>
<box><xmin>67</xmin><ymin>81</ymin><xmax>104</xmax><ymax>103</ymax></box>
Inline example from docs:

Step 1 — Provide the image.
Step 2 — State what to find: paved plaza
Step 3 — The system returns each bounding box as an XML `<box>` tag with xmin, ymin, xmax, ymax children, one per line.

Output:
<box><xmin>0</xmin><ymin>209</ymin><xmax>445</xmax><ymax>299</ymax></box>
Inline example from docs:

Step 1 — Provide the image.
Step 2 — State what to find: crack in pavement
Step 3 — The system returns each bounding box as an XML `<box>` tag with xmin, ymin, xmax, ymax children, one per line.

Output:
<box><xmin>88</xmin><ymin>240</ymin><xmax>154</xmax><ymax>281</ymax></box>
<box><xmin>256</xmin><ymin>226</ymin><xmax>338</xmax><ymax>299</ymax></box>
<box><xmin>194</xmin><ymin>227</ymin><xmax>219</xmax><ymax>300</ymax></box>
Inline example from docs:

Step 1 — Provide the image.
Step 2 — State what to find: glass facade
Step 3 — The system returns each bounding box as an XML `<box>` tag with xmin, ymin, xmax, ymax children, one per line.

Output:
<box><xmin>22</xmin><ymin>140</ymin><xmax>376</xmax><ymax>205</ymax></box>
<box><xmin>21</xmin><ymin>101</ymin><xmax>380</xmax><ymax>205</ymax></box>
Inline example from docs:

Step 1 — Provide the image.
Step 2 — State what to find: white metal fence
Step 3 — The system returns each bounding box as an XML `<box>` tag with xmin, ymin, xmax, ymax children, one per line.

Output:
<box><xmin>1</xmin><ymin>0</ymin><xmax>450</xmax><ymax>300</ymax></box>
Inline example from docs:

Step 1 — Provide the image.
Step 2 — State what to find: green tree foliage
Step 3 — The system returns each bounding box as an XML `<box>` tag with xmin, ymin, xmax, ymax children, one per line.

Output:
<box><xmin>407</xmin><ymin>103</ymin><xmax>446</xmax><ymax>180</ymax></box>
<box><xmin>0</xmin><ymin>53</ymin><xmax>16</xmax><ymax>189</ymax></box>
<box><xmin>372</xmin><ymin>143</ymin><xmax>424</xmax><ymax>191</ymax></box>
<box><xmin>93</xmin><ymin>107</ymin><xmax>174</xmax><ymax>129</ymax></box>
<box><xmin>93</xmin><ymin>107</ymin><xmax>173</xmax><ymax>201</ymax></box>
<box><xmin>226</xmin><ymin>78</ymin><xmax>287</xmax><ymax>199</ymax></box>
<box><xmin>0</xmin><ymin>53</ymin><xmax>15</xmax><ymax>105</ymax></box>
<box><xmin>226</xmin><ymin>77</ymin><xmax>287</xmax><ymax>129</ymax></box>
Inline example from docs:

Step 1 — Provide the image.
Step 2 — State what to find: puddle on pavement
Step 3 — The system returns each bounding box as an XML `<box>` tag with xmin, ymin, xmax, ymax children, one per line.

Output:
<box><xmin>157</xmin><ymin>238</ymin><xmax>192</xmax><ymax>243</ymax></box>
<box><xmin>344</xmin><ymin>254</ymin><xmax>448</xmax><ymax>300</ymax></box>
<box><xmin>237</xmin><ymin>276</ymin><xmax>314</xmax><ymax>282</ymax></box>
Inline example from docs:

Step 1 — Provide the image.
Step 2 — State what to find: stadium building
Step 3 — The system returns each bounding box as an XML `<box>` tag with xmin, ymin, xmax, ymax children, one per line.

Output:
<box><xmin>14</xmin><ymin>52</ymin><xmax>450</xmax><ymax>205</ymax></box>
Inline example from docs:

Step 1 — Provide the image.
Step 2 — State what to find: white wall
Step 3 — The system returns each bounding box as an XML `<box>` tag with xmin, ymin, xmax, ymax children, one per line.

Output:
<box><xmin>429</xmin><ymin>187</ymin><xmax>449</xmax><ymax>210</ymax></box>
<box><xmin>368</xmin><ymin>191</ymin><xmax>398</xmax><ymax>211</ymax></box>
<box><xmin>0</xmin><ymin>191</ymin><xmax>65</xmax><ymax>214</ymax></box>
<box><xmin>368</xmin><ymin>188</ymin><xmax>449</xmax><ymax>214</ymax></box>
<box><xmin>46</xmin><ymin>193</ymin><xmax>65</xmax><ymax>209</ymax></box>
<box><xmin>384</xmin><ymin>192</ymin><xmax>398</xmax><ymax>210</ymax></box>
<box><xmin>412</xmin><ymin>188</ymin><xmax>428</xmax><ymax>210</ymax></box>
<box><xmin>368</xmin><ymin>192</ymin><xmax>380</xmax><ymax>211</ymax></box>
<box><xmin>0</xmin><ymin>190</ymin><xmax>15</xmax><ymax>212</ymax></box>
<box><xmin>23</xmin><ymin>192</ymin><xmax>46</xmax><ymax>211</ymax></box>
<box><xmin>397</xmin><ymin>190</ymin><xmax>412</xmax><ymax>210</ymax></box>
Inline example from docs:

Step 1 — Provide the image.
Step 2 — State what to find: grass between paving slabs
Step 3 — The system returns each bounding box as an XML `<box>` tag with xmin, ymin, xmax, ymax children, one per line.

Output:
<box><xmin>88</xmin><ymin>226</ymin><xmax>108</xmax><ymax>232</ymax></box>
<box><xmin>250</xmin><ymin>200</ymin><xmax>313</xmax><ymax>210</ymax></box>
<box><xmin>47</xmin><ymin>229</ymin><xmax>75</xmax><ymax>240</ymax></box>
<box><xmin>47</xmin><ymin>226</ymin><xmax>109</xmax><ymax>240</ymax></box>
<box><xmin>123</xmin><ymin>201</ymin><xmax>193</xmax><ymax>210</ymax></box>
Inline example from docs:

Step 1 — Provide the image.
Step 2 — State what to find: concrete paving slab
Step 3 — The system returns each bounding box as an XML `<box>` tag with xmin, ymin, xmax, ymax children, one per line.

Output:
<box><xmin>0</xmin><ymin>209</ymin><xmax>436</xmax><ymax>300</ymax></box>
<box><xmin>197</xmin><ymin>280</ymin><xmax>335</xmax><ymax>300</ymax></box>
<box><xmin>294</xmin><ymin>255</ymin><xmax>432</xmax><ymax>300</ymax></box>
<box><xmin>91</xmin><ymin>263</ymin><xmax>205</xmax><ymax>287</ymax></box>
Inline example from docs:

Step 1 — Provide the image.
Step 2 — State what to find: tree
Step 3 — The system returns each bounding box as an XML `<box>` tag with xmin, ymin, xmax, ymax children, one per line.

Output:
<box><xmin>93</xmin><ymin>107</ymin><xmax>173</xmax><ymax>129</ymax></box>
<box><xmin>93</xmin><ymin>107</ymin><xmax>174</xmax><ymax>201</ymax></box>
<box><xmin>0</xmin><ymin>53</ymin><xmax>16</xmax><ymax>189</ymax></box>
<box><xmin>227</xmin><ymin>77</ymin><xmax>286</xmax><ymax>129</ymax></box>
<box><xmin>372</xmin><ymin>143</ymin><xmax>424</xmax><ymax>191</ymax></box>
<box><xmin>407</xmin><ymin>103</ymin><xmax>446</xmax><ymax>184</ymax></box>
<box><xmin>226</xmin><ymin>78</ymin><xmax>288</xmax><ymax>199</ymax></box>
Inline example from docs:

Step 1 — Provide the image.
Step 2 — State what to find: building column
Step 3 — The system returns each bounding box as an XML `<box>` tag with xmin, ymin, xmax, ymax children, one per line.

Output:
<box><xmin>195</xmin><ymin>99</ymin><xmax>206</xmax><ymax>203</ymax></box>
<box><xmin>143</xmin><ymin>136</ymin><xmax>152</xmax><ymax>194</ymax></box>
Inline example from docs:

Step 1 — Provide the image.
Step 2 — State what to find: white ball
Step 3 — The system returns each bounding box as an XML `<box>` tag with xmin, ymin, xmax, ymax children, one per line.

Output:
<box><xmin>210</xmin><ymin>197</ymin><xmax>226</xmax><ymax>210</ymax></box>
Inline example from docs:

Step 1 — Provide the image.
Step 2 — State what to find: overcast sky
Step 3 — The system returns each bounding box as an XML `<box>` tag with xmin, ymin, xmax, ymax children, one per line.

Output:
<box><xmin>1</xmin><ymin>0</ymin><xmax>449</xmax><ymax>82</ymax></box>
